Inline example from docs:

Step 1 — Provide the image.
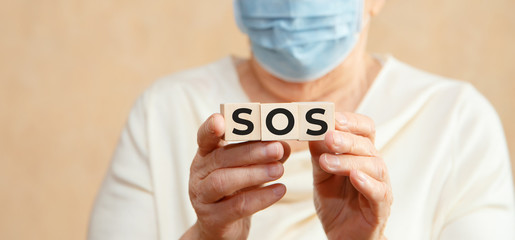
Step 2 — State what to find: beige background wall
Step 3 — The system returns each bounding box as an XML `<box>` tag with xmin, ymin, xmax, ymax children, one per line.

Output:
<box><xmin>1</xmin><ymin>0</ymin><xmax>514</xmax><ymax>239</ymax></box>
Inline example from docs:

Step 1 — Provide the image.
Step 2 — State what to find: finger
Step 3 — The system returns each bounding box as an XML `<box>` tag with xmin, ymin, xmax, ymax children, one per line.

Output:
<box><xmin>309</xmin><ymin>139</ymin><xmax>330</xmax><ymax>157</ymax></box>
<box><xmin>198</xmin><ymin>162</ymin><xmax>284</xmax><ymax>203</ymax></box>
<box><xmin>196</xmin><ymin>141</ymin><xmax>285</xmax><ymax>178</ymax></box>
<box><xmin>197</xmin><ymin>114</ymin><xmax>226</xmax><ymax>157</ymax></box>
<box><xmin>335</xmin><ymin>112</ymin><xmax>376</xmax><ymax>142</ymax></box>
<box><xmin>213</xmin><ymin>183</ymin><xmax>286</xmax><ymax>223</ymax></box>
<box><xmin>278</xmin><ymin>141</ymin><xmax>291</xmax><ymax>164</ymax></box>
<box><xmin>325</xmin><ymin>130</ymin><xmax>378</xmax><ymax>156</ymax></box>
<box><xmin>319</xmin><ymin>154</ymin><xmax>386</xmax><ymax>181</ymax></box>
<box><xmin>349</xmin><ymin>170</ymin><xmax>392</xmax><ymax>219</ymax></box>
<box><xmin>309</xmin><ymin>140</ymin><xmax>332</xmax><ymax>184</ymax></box>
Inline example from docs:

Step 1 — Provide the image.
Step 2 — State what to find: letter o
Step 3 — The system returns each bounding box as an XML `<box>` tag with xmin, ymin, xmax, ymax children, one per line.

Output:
<box><xmin>266</xmin><ymin>108</ymin><xmax>295</xmax><ymax>136</ymax></box>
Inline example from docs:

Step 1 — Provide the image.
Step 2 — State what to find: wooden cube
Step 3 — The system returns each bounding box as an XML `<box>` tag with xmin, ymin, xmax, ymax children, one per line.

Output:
<box><xmin>220</xmin><ymin>103</ymin><xmax>261</xmax><ymax>141</ymax></box>
<box><xmin>260</xmin><ymin>103</ymin><xmax>299</xmax><ymax>141</ymax></box>
<box><xmin>298</xmin><ymin>102</ymin><xmax>335</xmax><ymax>141</ymax></box>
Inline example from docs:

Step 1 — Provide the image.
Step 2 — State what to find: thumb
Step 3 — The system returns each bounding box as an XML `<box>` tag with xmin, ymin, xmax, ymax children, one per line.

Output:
<box><xmin>278</xmin><ymin>141</ymin><xmax>291</xmax><ymax>164</ymax></box>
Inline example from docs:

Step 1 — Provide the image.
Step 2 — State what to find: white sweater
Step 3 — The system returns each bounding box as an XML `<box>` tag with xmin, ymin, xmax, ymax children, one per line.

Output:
<box><xmin>88</xmin><ymin>56</ymin><xmax>515</xmax><ymax>239</ymax></box>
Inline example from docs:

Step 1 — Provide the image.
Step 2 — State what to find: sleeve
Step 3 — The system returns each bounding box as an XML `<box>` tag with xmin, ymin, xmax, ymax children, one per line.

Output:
<box><xmin>438</xmin><ymin>85</ymin><xmax>515</xmax><ymax>239</ymax></box>
<box><xmin>87</xmin><ymin>93</ymin><xmax>158</xmax><ymax>240</ymax></box>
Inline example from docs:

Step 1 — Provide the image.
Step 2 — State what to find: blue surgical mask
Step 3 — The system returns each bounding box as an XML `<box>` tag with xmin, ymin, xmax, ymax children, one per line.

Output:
<box><xmin>234</xmin><ymin>0</ymin><xmax>364</xmax><ymax>82</ymax></box>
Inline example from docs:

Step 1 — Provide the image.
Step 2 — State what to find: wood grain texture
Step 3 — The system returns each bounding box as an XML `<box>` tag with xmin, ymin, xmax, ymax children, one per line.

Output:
<box><xmin>260</xmin><ymin>103</ymin><xmax>299</xmax><ymax>141</ymax></box>
<box><xmin>221</xmin><ymin>103</ymin><xmax>261</xmax><ymax>141</ymax></box>
<box><xmin>298</xmin><ymin>102</ymin><xmax>335</xmax><ymax>141</ymax></box>
<box><xmin>0</xmin><ymin>0</ymin><xmax>513</xmax><ymax>239</ymax></box>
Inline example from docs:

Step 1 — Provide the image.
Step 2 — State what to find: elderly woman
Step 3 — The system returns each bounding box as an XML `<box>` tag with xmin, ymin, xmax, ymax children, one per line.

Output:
<box><xmin>88</xmin><ymin>0</ymin><xmax>515</xmax><ymax>239</ymax></box>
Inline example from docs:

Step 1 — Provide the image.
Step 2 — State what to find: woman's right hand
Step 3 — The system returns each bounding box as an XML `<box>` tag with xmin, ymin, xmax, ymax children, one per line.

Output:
<box><xmin>181</xmin><ymin>113</ymin><xmax>290</xmax><ymax>240</ymax></box>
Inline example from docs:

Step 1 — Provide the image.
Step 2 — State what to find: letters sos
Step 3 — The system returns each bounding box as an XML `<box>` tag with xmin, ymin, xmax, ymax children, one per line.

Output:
<box><xmin>220</xmin><ymin>102</ymin><xmax>334</xmax><ymax>141</ymax></box>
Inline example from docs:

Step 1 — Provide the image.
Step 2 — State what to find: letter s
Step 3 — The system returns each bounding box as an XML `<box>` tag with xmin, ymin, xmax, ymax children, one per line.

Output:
<box><xmin>306</xmin><ymin>108</ymin><xmax>328</xmax><ymax>136</ymax></box>
<box><xmin>232</xmin><ymin>108</ymin><xmax>254</xmax><ymax>135</ymax></box>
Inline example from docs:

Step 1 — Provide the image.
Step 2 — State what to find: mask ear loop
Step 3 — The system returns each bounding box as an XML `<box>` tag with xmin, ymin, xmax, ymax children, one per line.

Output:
<box><xmin>358</xmin><ymin>3</ymin><xmax>385</xmax><ymax>66</ymax></box>
<box><xmin>362</xmin><ymin>14</ymin><xmax>371</xmax><ymax>28</ymax></box>
<box><xmin>357</xmin><ymin>0</ymin><xmax>369</xmax><ymax>30</ymax></box>
<box><xmin>353</xmin><ymin>0</ymin><xmax>371</xmax><ymax>41</ymax></box>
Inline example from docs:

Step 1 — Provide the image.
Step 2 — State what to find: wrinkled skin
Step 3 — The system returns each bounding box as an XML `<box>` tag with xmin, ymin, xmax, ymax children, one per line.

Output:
<box><xmin>181</xmin><ymin>112</ymin><xmax>392</xmax><ymax>240</ymax></box>
<box><xmin>309</xmin><ymin>112</ymin><xmax>392</xmax><ymax>240</ymax></box>
<box><xmin>181</xmin><ymin>114</ymin><xmax>291</xmax><ymax>239</ymax></box>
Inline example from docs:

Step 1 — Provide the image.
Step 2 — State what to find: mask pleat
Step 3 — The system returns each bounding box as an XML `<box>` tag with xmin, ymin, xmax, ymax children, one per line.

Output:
<box><xmin>247</xmin><ymin>24</ymin><xmax>353</xmax><ymax>49</ymax></box>
<box><xmin>241</xmin><ymin>14</ymin><xmax>356</xmax><ymax>31</ymax></box>
<box><xmin>238</xmin><ymin>0</ymin><xmax>354</xmax><ymax>18</ymax></box>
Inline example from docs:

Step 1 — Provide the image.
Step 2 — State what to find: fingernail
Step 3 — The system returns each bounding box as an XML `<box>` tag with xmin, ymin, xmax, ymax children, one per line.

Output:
<box><xmin>265</xmin><ymin>142</ymin><xmax>279</xmax><ymax>158</ymax></box>
<box><xmin>356</xmin><ymin>170</ymin><xmax>367</xmax><ymax>184</ymax></box>
<box><xmin>335</xmin><ymin>112</ymin><xmax>347</xmax><ymax>126</ymax></box>
<box><xmin>267</xmin><ymin>164</ymin><xmax>282</xmax><ymax>178</ymax></box>
<box><xmin>272</xmin><ymin>185</ymin><xmax>285</xmax><ymax>196</ymax></box>
<box><xmin>324</xmin><ymin>155</ymin><xmax>340</xmax><ymax>170</ymax></box>
<box><xmin>332</xmin><ymin>132</ymin><xmax>343</xmax><ymax>147</ymax></box>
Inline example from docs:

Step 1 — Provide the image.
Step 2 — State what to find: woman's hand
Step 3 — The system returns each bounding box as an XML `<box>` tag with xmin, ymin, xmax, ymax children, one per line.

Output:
<box><xmin>181</xmin><ymin>113</ymin><xmax>290</xmax><ymax>240</ymax></box>
<box><xmin>309</xmin><ymin>112</ymin><xmax>392</xmax><ymax>240</ymax></box>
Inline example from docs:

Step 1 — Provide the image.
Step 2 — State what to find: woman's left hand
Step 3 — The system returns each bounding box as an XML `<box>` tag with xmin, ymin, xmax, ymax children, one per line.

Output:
<box><xmin>309</xmin><ymin>112</ymin><xmax>393</xmax><ymax>240</ymax></box>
